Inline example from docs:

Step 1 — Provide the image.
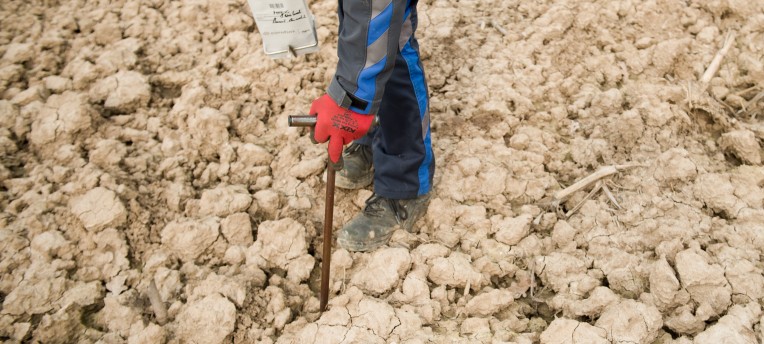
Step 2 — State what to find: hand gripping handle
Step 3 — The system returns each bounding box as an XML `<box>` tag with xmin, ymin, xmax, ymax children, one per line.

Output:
<box><xmin>288</xmin><ymin>114</ymin><xmax>379</xmax><ymax>127</ymax></box>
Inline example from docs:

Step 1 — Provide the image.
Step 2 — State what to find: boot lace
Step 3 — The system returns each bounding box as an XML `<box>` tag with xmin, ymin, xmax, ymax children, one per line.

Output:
<box><xmin>364</xmin><ymin>194</ymin><xmax>409</xmax><ymax>223</ymax></box>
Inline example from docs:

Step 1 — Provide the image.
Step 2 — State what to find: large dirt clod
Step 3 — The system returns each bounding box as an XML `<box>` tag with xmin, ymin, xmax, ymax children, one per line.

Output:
<box><xmin>464</xmin><ymin>288</ymin><xmax>513</xmax><ymax>317</ymax></box>
<box><xmin>493</xmin><ymin>214</ymin><xmax>533</xmax><ymax>245</ymax></box>
<box><xmin>189</xmin><ymin>272</ymin><xmax>247</xmax><ymax>307</ymax></box>
<box><xmin>2</xmin><ymin>276</ymin><xmax>68</xmax><ymax>316</ymax></box>
<box><xmin>2</xmin><ymin>43</ymin><xmax>34</xmax><ymax>64</ymax></box>
<box><xmin>161</xmin><ymin>217</ymin><xmax>220</xmax><ymax>263</ymax></box>
<box><xmin>720</xmin><ymin>130</ymin><xmax>762</xmax><ymax>165</ymax></box>
<box><xmin>351</xmin><ymin>247</ymin><xmax>412</xmax><ymax>295</ymax></box>
<box><xmin>93</xmin><ymin>293</ymin><xmax>143</xmax><ymax>338</ymax></box>
<box><xmin>188</xmin><ymin>107</ymin><xmax>232</xmax><ymax>158</ymax></box>
<box><xmin>69</xmin><ymin>187</ymin><xmax>127</xmax><ymax>231</ymax></box>
<box><xmin>220</xmin><ymin>212</ymin><xmax>254</xmax><ymax>246</ymax></box>
<box><xmin>595</xmin><ymin>300</ymin><xmax>663</xmax><ymax>343</ymax></box>
<box><xmin>198</xmin><ymin>185</ymin><xmax>252</xmax><ymax>217</ymax></box>
<box><xmin>29</xmin><ymin>92</ymin><xmax>92</xmax><ymax>151</ymax></box>
<box><xmin>246</xmin><ymin>218</ymin><xmax>310</xmax><ymax>269</ymax></box>
<box><xmin>649</xmin><ymin>255</ymin><xmax>690</xmax><ymax>311</ymax></box>
<box><xmin>428</xmin><ymin>252</ymin><xmax>485</xmax><ymax>289</ymax></box>
<box><xmin>674</xmin><ymin>249</ymin><xmax>731</xmax><ymax>319</ymax></box>
<box><xmin>30</xmin><ymin>230</ymin><xmax>73</xmax><ymax>262</ymax></box>
<box><xmin>90</xmin><ymin>70</ymin><xmax>151</xmax><ymax>113</ymax></box>
<box><xmin>176</xmin><ymin>293</ymin><xmax>237</xmax><ymax>344</ymax></box>
<box><xmin>540</xmin><ymin>318</ymin><xmax>608</xmax><ymax>344</ymax></box>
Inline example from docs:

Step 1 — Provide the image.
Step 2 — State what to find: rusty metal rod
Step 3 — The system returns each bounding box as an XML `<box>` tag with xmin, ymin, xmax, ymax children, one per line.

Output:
<box><xmin>288</xmin><ymin>115</ymin><xmax>334</xmax><ymax>313</ymax></box>
<box><xmin>320</xmin><ymin>165</ymin><xmax>335</xmax><ymax>312</ymax></box>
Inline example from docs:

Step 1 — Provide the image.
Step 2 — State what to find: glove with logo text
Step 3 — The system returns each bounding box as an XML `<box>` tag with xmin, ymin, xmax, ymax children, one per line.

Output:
<box><xmin>309</xmin><ymin>94</ymin><xmax>374</xmax><ymax>169</ymax></box>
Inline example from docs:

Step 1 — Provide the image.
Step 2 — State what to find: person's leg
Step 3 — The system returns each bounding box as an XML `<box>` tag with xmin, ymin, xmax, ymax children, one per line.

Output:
<box><xmin>335</xmin><ymin>40</ymin><xmax>434</xmax><ymax>193</ymax></box>
<box><xmin>337</xmin><ymin>3</ymin><xmax>434</xmax><ymax>252</ymax></box>
<box><xmin>371</xmin><ymin>34</ymin><xmax>433</xmax><ymax>200</ymax></box>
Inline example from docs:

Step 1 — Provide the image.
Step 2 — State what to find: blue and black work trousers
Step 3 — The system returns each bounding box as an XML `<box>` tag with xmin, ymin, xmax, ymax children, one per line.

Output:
<box><xmin>332</xmin><ymin>0</ymin><xmax>434</xmax><ymax>200</ymax></box>
<box><xmin>355</xmin><ymin>34</ymin><xmax>434</xmax><ymax>200</ymax></box>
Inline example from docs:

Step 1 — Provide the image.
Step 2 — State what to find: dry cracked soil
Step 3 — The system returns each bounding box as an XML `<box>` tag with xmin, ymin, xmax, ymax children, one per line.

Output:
<box><xmin>1</xmin><ymin>0</ymin><xmax>764</xmax><ymax>343</ymax></box>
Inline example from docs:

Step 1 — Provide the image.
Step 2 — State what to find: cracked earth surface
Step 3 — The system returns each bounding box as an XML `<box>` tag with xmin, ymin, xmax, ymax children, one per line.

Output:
<box><xmin>1</xmin><ymin>0</ymin><xmax>764</xmax><ymax>343</ymax></box>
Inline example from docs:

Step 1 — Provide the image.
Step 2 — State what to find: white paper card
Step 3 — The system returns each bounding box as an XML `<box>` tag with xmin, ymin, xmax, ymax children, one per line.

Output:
<box><xmin>248</xmin><ymin>0</ymin><xmax>319</xmax><ymax>59</ymax></box>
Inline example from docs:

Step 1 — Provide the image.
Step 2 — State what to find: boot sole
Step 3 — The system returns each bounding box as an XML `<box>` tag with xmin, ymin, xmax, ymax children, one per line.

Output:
<box><xmin>338</xmin><ymin>230</ymin><xmax>393</xmax><ymax>252</ymax></box>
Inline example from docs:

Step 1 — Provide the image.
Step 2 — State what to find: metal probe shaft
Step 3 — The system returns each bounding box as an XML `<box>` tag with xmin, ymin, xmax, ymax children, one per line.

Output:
<box><xmin>320</xmin><ymin>165</ymin><xmax>335</xmax><ymax>312</ymax></box>
<box><xmin>287</xmin><ymin>115</ymin><xmax>333</xmax><ymax>312</ymax></box>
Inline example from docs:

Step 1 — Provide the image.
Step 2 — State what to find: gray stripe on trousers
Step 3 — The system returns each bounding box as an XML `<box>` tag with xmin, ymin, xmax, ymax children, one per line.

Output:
<box><xmin>372</xmin><ymin>0</ymin><xmax>393</xmax><ymax>18</ymax></box>
<box><xmin>365</xmin><ymin>29</ymin><xmax>389</xmax><ymax>68</ymax></box>
<box><xmin>398</xmin><ymin>17</ymin><xmax>412</xmax><ymax>50</ymax></box>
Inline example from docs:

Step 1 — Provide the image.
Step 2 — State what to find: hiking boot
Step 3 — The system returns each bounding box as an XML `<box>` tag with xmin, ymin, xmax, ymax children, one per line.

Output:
<box><xmin>338</xmin><ymin>193</ymin><xmax>431</xmax><ymax>252</ymax></box>
<box><xmin>334</xmin><ymin>142</ymin><xmax>373</xmax><ymax>189</ymax></box>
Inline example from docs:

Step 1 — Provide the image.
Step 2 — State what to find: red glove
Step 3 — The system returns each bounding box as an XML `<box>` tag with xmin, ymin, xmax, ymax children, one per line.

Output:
<box><xmin>310</xmin><ymin>94</ymin><xmax>373</xmax><ymax>166</ymax></box>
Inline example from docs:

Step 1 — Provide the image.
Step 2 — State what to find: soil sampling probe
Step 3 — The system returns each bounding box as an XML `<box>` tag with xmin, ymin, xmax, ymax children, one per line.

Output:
<box><xmin>288</xmin><ymin>115</ymin><xmax>334</xmax><ymax>313</ymax></box>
